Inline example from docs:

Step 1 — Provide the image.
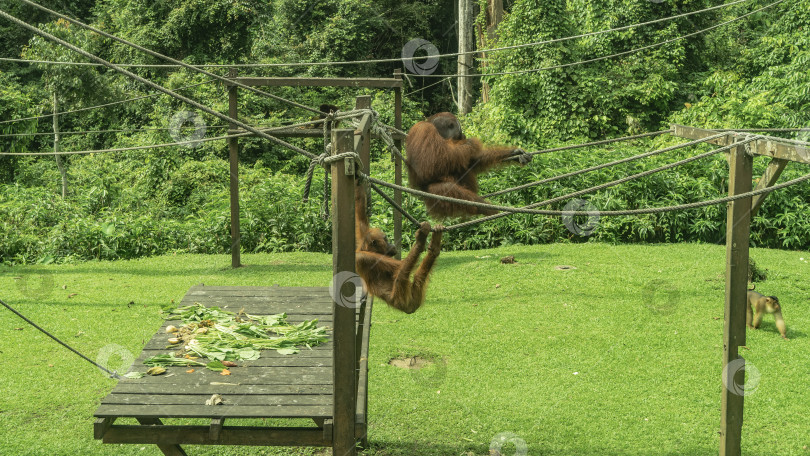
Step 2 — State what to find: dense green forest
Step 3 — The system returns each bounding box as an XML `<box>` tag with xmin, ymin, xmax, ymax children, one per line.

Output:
<box><xmin>1</xmin><ymin>0</ymin><xmax>809</xmax><ymax>265</ymax></box>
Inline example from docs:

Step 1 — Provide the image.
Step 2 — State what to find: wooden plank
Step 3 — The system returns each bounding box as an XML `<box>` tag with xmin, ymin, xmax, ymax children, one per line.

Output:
<box><xmin>756</xmin><ymin>137</ymin><xmax>810</xmax><ymax>165</ymax></box>
<box><xmin>94</xmin><ymin>417</ymin><xmax>114</xmax><ymax>440</ymax></box>
<box><xmin>102</xmin><ymin>393</ymin><xmax>331</xmax><ymax>407</ymax></box>
<box><xmin>111</xmin><ymin>383</ymin><xmax>331</xmax><ymax>396</ymax></box>
<box><xmin>226</xmin><ymin>77</ymin><xmax>403</xmax><ymax>88</ymax></box>
<box><xmin>140</xmin><ymin>336</ymin><xmax>333</xmax><ymax>352</ymax></box>
<box><xmin>136</xmin><ymin>418</ymin><xmax>188</xmax><ymax>456</ymax></box>
<box><xmin>97</xmin><ymin>404</ymin><xmax>331</xmax><ymax>419</ymax></box>
<box><xmin>158</xmin><ymin>314</ymin><xmax>335</xmax><ymax>324</ymax></box>
<box><xmin>228</xmin><ymin>69</ymin><xmax>241</xmax><ymax>268</ymax></box>
<box><xmin>95</xmin><ymin>284</ymin><xmax>370</xmax><ymax>451</ymax></box>
<box><xmin>102</xmin><ymin>425</ymin><xmax>328</xmax><ymax>446</ymax></box>
<box><xmin>114</xmin><ymin>369</ymin><xmax>332</xmax><ymax>386</ymax></box>
<box><xmin>672</xmin><ymin>124</ymin><xmax>735</xmax><ymax>146</ymax></box>
<box><xmin>135</xmin><ymin>351</ymin><xmax>333</xmax><ymax>367</ymax></box>
<box><xmin>719</xmin><ymin>138</ymin><xmax>753</xmax><ymax>456</ymax></box>
<box><xmin>751</xmin><ymin>158</ymin><xmax>788</xmax><ymax>217</ymax></box>
<box><xmin>228</xmin><ymin>128</ymin><xmax>333</xmax><ymax>138</ymax></box>
<box><xmin>332</xmin><ymin>129</ymin><xmax>357</xmax><ymax>455</ymax></box>
<box><xmin>210</xmin><ymin>418</ymin><xmax>224</xmax><ymax>441</ymax></box>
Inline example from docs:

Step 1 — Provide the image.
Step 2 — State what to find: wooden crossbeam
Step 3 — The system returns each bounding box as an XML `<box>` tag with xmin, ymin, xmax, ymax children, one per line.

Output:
<box><xmin>671</xmin><ymin>124</ymin><xmax>808</xmax><ymax>215</ymax></box>
<box><xmin>671</xmin><ymin>124</ymin><xmax>810</xmax><ymax>164</ymax></box>
<box><xmin>225</xmin><ymin>77</ymin><xmax>403</xmax><ymax>88</ymax></box>
<box><xmin>103</xmin><ymin>425</ymin><xmax>327</xmax><ymax>446</ymax></box>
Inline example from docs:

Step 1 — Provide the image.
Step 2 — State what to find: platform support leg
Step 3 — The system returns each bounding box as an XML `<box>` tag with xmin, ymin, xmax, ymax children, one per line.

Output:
<box><xmin>136</xmin><ymin>418</ymin><xmax>188</xmax><ymax>456</ymax></box>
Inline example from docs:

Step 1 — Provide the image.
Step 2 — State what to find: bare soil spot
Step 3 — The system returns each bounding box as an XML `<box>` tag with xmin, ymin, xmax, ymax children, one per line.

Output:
<box><xmin>389</xmin><ymin>356</ymin><xmax>432</xmax><ymax>370</ymax></box>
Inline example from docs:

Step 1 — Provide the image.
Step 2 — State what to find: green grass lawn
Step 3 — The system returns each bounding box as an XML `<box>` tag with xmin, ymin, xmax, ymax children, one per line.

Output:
<box><xmin>1</xmin><ymin>243</ymin><xmax>808</xmax><ymax>455</ymax></box>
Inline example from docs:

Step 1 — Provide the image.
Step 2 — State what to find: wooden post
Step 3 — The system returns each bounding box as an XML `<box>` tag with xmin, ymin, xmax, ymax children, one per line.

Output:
<box><xmin>53</xmin><ymin>92</ymin><xmax>67</xmax><ymax>199</ymax></box>
<box><xmin>228</xmin><ymin>69</ymin><xmax>241</xmax><ymax>268</ymax></box>
<box><xmin>719</xmin><ymin>136</ymin><xmax>753</xmax><ymax>456</ymax></box>
<box><xmin>394</xmin><ymin>70</ymin><xmax>403</xmax><ymax>259</ymax></box>
<box><xmin>457</xmin><ymin>0</ymin><xmax>474</xmax><ymax>114</ymax></box>
<box><xmin>353</xmin><ymin>95</ymin><xmax>371</xmax><ymax>425</ymax></box>
<box><xmin>331</xmin><ymin>129</ymin><xmax>357</xmax><ymax>456</ymax></box>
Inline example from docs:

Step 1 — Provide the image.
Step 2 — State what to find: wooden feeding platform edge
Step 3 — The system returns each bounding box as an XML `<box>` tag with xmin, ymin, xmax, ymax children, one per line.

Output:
<box><xmin>93</xmin><ymin>284</ymin><xmax>371</xmax><ymax>451</ymax></box>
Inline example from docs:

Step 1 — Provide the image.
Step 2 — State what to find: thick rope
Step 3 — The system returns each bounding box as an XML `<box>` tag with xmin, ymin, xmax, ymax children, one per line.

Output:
<box><xmin>358</xmin><ymin>136</ymin><xmax>772</xmax><ymax>230</ymax></box>
<box><xmin>0</xmin><ymin>114</ymin><xmax>373</xmax><ymax>156</ymax></box>
<box><xmin>0</xmin><ymin>124</ymin><xmax>229</xmax><ymax>138</ymax></box>
<box><xmin>503</xmin><ymin>130</ymin><xmax>673</xmax><ymax>161</ymax></box>
<box><xmin>1</xmin><ymin>297</ymin><xmax>120</xmax><ymax>378</ymax></box>
<box><xmin>363</xmin><ymin>166</ymin><xmax>810</xmax><ymax>227</ymax></box>
<box><xmin>362</xmin><ymin>114</ymin><xmax>410</xmax><ymax>165</ymax></box>
<box><xmin>366</xmin><ymin>181</ymin><xmax>422</xmax><ymax>228</ymax></box>
<box><xmin>0</xmin><ymin>79</ymin><xmax>215</xmax><ymax>126</ymax></box>
<box><xmin>302</xmin><ymin>154</ymin><xmax>327</xmax><ymax>204</ymax></box>
<box><xmin>485</xmin><ymin>132</ymin><xmax>726</xmax><ymax>198</ymax></box>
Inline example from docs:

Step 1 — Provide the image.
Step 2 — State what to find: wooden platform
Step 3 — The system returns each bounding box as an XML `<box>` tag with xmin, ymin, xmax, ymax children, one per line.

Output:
<box><xmin>93</xmin><ymin>284</ymin><xmax>371</xmax><ymax>453</ymax></box>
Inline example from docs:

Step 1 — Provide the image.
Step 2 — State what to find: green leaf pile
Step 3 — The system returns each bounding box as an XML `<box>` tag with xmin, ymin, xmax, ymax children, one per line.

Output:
<box><xmin>144</xmin><ymin>303</ymin><xmax>329</xmax><ymax>372</ymax></box>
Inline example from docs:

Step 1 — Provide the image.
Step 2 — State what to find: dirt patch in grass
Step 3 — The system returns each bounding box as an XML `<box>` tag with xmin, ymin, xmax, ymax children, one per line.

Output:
<box><xmin>389</xmin><ymin>355</ymin><xmax>432</xmax><ymax>370</ymax></box>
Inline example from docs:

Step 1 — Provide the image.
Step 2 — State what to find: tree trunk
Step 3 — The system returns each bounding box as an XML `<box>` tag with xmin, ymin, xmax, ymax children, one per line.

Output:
<box><xmin>479</xmin><ymin>0</ymin><xmax>504</xmax><ymax>103</ymax></box>
<box><xmin>457</xmin><ymin>0</ymin><xmax>474</xmax><ymax>114</ymax></box>
<box><xmin>53</xmin><ymin>92</ymin><xmax>67</xmax><ymax>199</ymax></box>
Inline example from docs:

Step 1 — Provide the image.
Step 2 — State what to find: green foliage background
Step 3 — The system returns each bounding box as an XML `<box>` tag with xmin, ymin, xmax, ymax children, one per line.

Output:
<box><xmin>1</xmin><ymin>0</ymin><xmax>809</xmax><ymax>264</ymax></box>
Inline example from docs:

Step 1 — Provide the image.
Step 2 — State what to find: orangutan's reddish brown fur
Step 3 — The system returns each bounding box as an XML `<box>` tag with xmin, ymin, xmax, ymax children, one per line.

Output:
<box><xmin>405</xmin><ymin>112</ymin><xmax>531</xmax><ymax>219</ymax></box>
<box><xmin>355</xmin><ymin>185</ymin><xmax>442</xmax><ymax>314</ymax></box>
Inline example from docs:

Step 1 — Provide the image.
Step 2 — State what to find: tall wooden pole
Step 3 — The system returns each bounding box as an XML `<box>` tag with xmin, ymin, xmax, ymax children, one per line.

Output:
<box><xmin>331</xmin><ymin>129</ymin><xmax>357</xmax><ymax>456</ymax></box>
<box><xmin>53</xmin><ymin>92</ymin><xmax>67</xmax><ymax>198</ymax></box>
<box><xmin>353</xmin><ymin>95</ymin><xmax>372</xmax><ymax>450</ymax></box>
<box><xmin>719</xmin><ymin>136</ymin><xmax>753</xmax><ymax>456</ymax></box>
<box><xmin>393</xmin><ymin>70</ymin><xmax>403</xmax><ymax>259</ymax></box>
<box><xmin>228</xmin><ymin>69</ymin><xmax>241</xmax><ymax>268</ymax></box>
<box><xmin>457</xmin><ymin>0</ymin><xmax>474</xmax><ymax>114</ymax></box>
